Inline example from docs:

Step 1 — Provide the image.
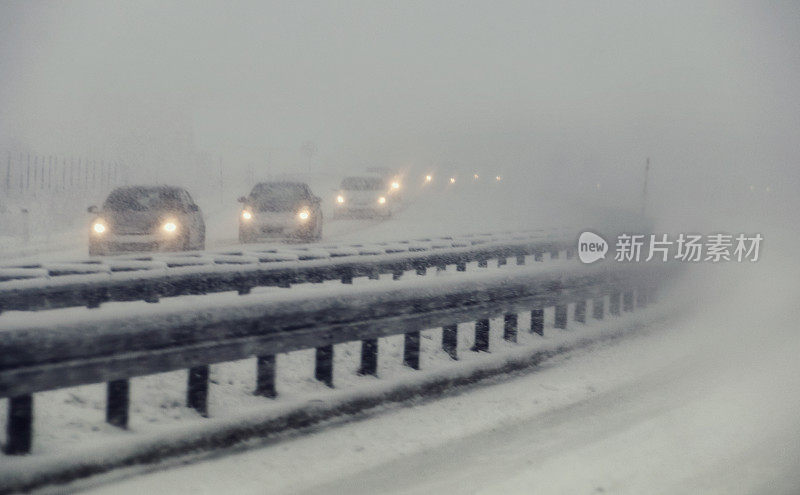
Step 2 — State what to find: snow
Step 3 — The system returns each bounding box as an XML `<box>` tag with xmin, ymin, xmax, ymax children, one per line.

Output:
<box><xmin>38</xmin><ymin>228</ymin><xmax>800</xmax><ymax>494</ymax></box>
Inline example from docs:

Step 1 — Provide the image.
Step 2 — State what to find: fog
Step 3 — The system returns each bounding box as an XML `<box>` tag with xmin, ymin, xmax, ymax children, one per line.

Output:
<box><xmin>2</xmin><ymin>4</ymin><xmax>800</xmax><ymax>491</ymax></box>
<box><xmin>2</xmin><ymin>0</ymin><xmax>798</xmax><ymax>230</ymax></box>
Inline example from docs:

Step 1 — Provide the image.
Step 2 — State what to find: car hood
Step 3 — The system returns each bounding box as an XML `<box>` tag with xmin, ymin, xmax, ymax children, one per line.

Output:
<box><xmin>250</xmin><ymin>198</ymin><xmax>307</xmax><ymax>212</ymax></box>
<box><xmin>101</xmin><ymin>209</ymin><xmax>177</xmax><ymax>234</ymax></box>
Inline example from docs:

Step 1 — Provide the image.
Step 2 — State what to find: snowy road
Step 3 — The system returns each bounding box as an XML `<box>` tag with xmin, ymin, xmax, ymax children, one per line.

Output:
<box><xmin>68</xmin><ymin>231</ymin><xmax>800</xmax><ymax>495</ymax></box>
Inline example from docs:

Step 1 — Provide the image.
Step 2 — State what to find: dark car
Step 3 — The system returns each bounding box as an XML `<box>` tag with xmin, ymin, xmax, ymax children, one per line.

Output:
<box><xmin>238</xmin><ymin>181</ymin><xmax>323</xmax><ymax>242</ymax></box>
<box><xmin>88</xmin><ymin>185</ymin><xmax>205</xmax><ymax>255</ymax></box>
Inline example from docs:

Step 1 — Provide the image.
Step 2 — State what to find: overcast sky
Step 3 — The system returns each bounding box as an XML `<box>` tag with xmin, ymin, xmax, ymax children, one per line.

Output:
<box><xmin>1</xmin><ymin>0</ymin><xmax>798</xmax><ymax>218</ymax></box>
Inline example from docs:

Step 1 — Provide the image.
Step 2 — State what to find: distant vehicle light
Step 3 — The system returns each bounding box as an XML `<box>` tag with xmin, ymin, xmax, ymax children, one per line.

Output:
<box><xmin>473</xmin><ymin>174</ymin><xmax>479</xmax><ymax>180</ymax></box>
<box><xmin>336</xmin><ymin>195</ymin><xmax>345</xmax><ymax>204</ymax></box>
<box><xmin>425</xmin><ymin>175</ymin><xmax>432</xmax><ymax>182</ymax></box>
<box><xmin>496</xmin><ymin>175</ymin><xmax>502</xmax><ymax>181</ymax></box>
<box><xmin>378</xmin><ymin>196</ymin><xmax>387</xmax><ymax>204</ymax></box>
<box><xmin>449</xmin><ymin>177</ymin><xmax>456</xmax><ymax>184</ymax></box>
<box><xmin>298</xmin><ymin>210</ymin><xmax>310</xmax><ymax>220</ymax></box>
<box><xmin>92</xmin><ymin>222</ymin><xmax>106</xmax><ymax>234</ymax></box>
<box><xmin>390</xmin><ymin>181</ymin><xmax>400</xmax><ymax>190</ymax></box>
<box><xmin>163</xmin><ymin>222</ymin><xmax>177</xmax><ymax>233</ymax></box>
<box><xmin>241</xmin><ymin>210</ymin><xmax>252</xmax><ymax>220</ymax></box>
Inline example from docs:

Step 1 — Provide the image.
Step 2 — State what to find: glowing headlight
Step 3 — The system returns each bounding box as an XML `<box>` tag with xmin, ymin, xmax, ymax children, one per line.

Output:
<box><xmin>378</xmin><ymin>196</ymin><xmax>386</xmax><ymax>204</ymax></box>
<box><xmin>298</xmin><ymin>210</ymin><xmax>310</xmax><ymax>220</ymax></box>
<box><xmin>425</xmin><ymin>175</ymin><xmax>432</xmax><ymax>183</ymax></box>
<box><xmin>449</xmin><ymin>177</ymin><xmax>456</xmax><ymax>184</ymax></box>
<box><xmin>92</xmin><ymin>222</ymin><xmax>106</xmax><ymax>234</ymax></box>
<box><xmin>242</xmin><ymin>210</ymin><xmax>252</xmax><ymax>220</ymax></box>
<box><xmin>390</xmin><ymin>181</ymin><xmax>400</xmax><ymax>190</ymax></box>
<box><xmin>163</xmin><ymin>222</ymin><xmax>177</xmax><ymax>233</ymax></box>
<box><xmin>473</xmin><ymin>174</ymin><xmax>479</xmax><ymax>180</ymax></box>
<box><xmin>495</xmin><ymin>175</ymin><xmax>502</xmax><ymax>181</ymax></box>
<box><xmin>336</xmin><ymin>195</ymin><xmax>344</xmax><ymax>204</ymax></box>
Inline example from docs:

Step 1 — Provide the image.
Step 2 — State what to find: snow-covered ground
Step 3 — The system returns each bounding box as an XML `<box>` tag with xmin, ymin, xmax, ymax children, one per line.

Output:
<box><xmin>2</xmin><ymin>171</ymin><xmax>795</xmax><ymax>494</ymax></box>
<box><xmin>53</xmin><ymin>227</ymin><xmax>799</xmax><ymax>495</ymax></box>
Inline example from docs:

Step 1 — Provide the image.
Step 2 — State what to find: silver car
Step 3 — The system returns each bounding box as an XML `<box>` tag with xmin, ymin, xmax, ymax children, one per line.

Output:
<box><xmin>238</xmin><ymin>182</ymin><xmax>323</xmax><ymax>243</ymax></box>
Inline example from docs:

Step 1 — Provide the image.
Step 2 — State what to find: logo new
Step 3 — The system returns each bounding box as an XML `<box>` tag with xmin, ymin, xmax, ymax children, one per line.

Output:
<box><xmin>578</xmin><ymin>232</ymin><xmax>608</xmax><ymax>264</ymax></box>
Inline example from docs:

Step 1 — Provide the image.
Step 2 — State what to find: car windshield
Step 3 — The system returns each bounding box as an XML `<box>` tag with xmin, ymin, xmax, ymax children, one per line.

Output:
<box><xmin>103</xmin><ymin>187</ymin><xmax>183</xmax><ymax>211</ymax></box>
<box><xmin>340</xmin><ymin>177</ymin><xmax>385</xmax><ymax>191</ymax></box>
<box><xmin>248</xmin><ymin>182</ymin><xmax>309</xmax><ymax>211</ymax></box>
<box><xmin>250</xmin><ymin>183</ymin><xmax>307</xmax><ymax>201</ymax></box>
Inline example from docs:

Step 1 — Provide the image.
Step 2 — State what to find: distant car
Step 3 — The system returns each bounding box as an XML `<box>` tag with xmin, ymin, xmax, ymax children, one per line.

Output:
<box><xmin>334</xmin><ymin>176</ymin><xmax>394</xmax><ymax>218</ymax></box>
<box><xmin>88</xmin><ymin>185</ymin><xmax>205</xmax><ymax>255</ymax></box>
<box><xmin>238</xmin><ymin>181</ymin><xmax>323</xmax><ymax>242</ymax></box>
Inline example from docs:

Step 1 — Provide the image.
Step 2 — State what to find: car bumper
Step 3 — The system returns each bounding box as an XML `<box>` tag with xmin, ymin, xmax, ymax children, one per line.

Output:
<box><xmin>334</xmin><ymin>205</ymin><xmax>389</xmax><ymax>217</ymax></box>
<box><xmin>89</xmin><ymin>233</ymin><xmax>184</xmax><ymax>254</ymax></box>
<box><xmin>240</xmin><ymin>216</ymin><xmax>314</xmax><ymax>240</ymax></box>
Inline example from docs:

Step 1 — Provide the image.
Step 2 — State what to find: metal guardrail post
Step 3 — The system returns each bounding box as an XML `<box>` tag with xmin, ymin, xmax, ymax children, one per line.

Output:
<box><xmin>592</xmin><ymin>297</ymin><xmax>605</xmax><ymax>319</ymax></box>
<box><xmin>106</xmin><ymin>379</ymin><xmax>129</xmax><ymax>428</ymax></box>
<box><xmin>403</xmin><ymin>332</ymin><xmax>421</xmax><ymax>369</ymax></box>
<box><xmin>554</xmin><ymin>304</ymin><xmax>568</xmax><ymax>329</ymax></box>
<box><xmin>530</xmin><ymin>309</ymin><xmax>544</xmax><ymax>335</ymax></box>
<box><xmin>472</xmin><ymin>319</ymin><xmax>490</xmax><ymax>352</ymax></box>
<box><xmin>610</xmin><ymin>292</ymin><xmax>621</xmax><ymax>316</ymax></box>
<box><xmin>315</xmin><ymin>345</ymin><xmax>334</xmax><ymax>388</ymax></box>
<box><xmin>574</xmin><ymin>300</ymin><xmax>587</xmax><ymax>323</ymax></box>
<box><xmin>5</xmin><ymin>395</ymin><xmax>33</xmax><ymax>455</ymax></box>
<box><xmin>503</xmin><ymin>313</ymin><xmax>518</xmax><ymax>342</ymax></box>
<box><xmin>187</xmin><ymin>365</ymin><xmax>209</xmax><ymax>417</ymax></box>
<box><xmin>358</xmin><ymin>338</ymin><xmax>378</xmax><ymax>376</ymax></box>
<box><xmin>255</xmin><ymin>355</ymin><xmax>277</xmax><ymax>398</ymax></box>
<box><xmin>623</xmin><ymin>291</ymin><xmax>634</xmax><ymax>312</ymax></box>
<box><xmin>647</xmin><ymin>286</ymin><xmax>657</xmax><ymax>304</ymax></box>
<box><xmin>637</xmin><ymin>287</ymin><xmax>648</xmax><ymax>308</ymax></box>
<box><xmin>442</xmin><ymin>324</ymin><xmax>458</xmax><ymax>360</ymax></box>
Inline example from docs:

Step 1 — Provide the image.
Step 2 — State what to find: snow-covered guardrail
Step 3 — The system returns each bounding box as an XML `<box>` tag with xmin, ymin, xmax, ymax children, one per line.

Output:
<box><xmin>0</xmin><ymin>231</ymin><xmax>571</xmax><ymax>313</ymax></box>
<box><xmin>0</xmin><ymin>260</ymin><xmax>670</xmax><ymax>456</ymax></box>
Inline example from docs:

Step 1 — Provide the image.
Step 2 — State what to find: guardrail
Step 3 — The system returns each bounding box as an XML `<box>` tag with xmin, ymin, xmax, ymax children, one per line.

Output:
<box><xmin>0</xmin><ymin>259</ymin><xmax>670</xmax><ymax>456</ymax></box>
<box><xmin>0</xmin><ymin>231</ymin><xmax>571</xmax><ymax>313</ymax></box>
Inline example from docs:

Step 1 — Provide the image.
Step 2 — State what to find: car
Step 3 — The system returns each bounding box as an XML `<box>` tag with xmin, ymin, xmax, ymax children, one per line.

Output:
<box><xmin>334</xmin><ymin>176</ymin><xmax>395</xmax><ymax>218</ymax></box>
<box><xmin>238</xmin><ymin>181</ymin><xmax>323</xmax><ymax>242</ymax></box>
<box><xmin>88</xmin><ymin>185</ymin><xmax>205</xmax><ymax>255</ymax></box>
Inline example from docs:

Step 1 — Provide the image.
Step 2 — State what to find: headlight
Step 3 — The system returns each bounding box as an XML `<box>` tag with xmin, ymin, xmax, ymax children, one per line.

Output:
<box><xmin>449</xmin><ymin>177</ymin><xmax>456</xmax><ymax>184</ymax></box>
<box><xmin>425</xmin><ymin>175</ymin><xmax>432</xmax><ymax>183</ymax></box>
<box><xmin>495</xmin><ymin>175</ymin><xmax>502</xmax><ymax>181</ymax></box>
<box><xmin>163</xmin><ymin>222</ymin><xmax>177</xmax><ymax>233</ymax></box>
<box><xmin>336</xmin><ymin>195</ymin><xmax>344</xmax><ymax>204</ymax></box>
<box><xmin>473</xmin><ymin>174</ymin><xmax>479</xmax><ymax>180</ymax></box>
<box><xmin>242</xmin><ymin>210</ymin><xmax>252</xmax><ymax>220</ymax></box>
<box><xmin>390</xmin><ymin>181</ymin><xmax>400</xmax><ymax>190</ymax></box>
<box><xmin>298</xmin><ymin>210</ymin><xmax>310</xmax><ymax>220</ymax></box>
<box><xmin>92</xmin><ymin>222</ymin><xmax>106</xmax><ymax>234</ymax></box>
<box><xmin>378</xmin><ymin>196</ymin><xmax>386</xmax><ymax>204</ymax></box>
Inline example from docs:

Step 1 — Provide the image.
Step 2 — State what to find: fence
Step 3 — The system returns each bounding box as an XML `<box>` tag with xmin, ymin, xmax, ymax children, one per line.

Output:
<box><xmin>0</xmin><ymin>252</ymin><xmax>671</xmax><ymax>456</ymax></box>
<box><xmin>0</xmin><ymin>232</ymin><xmax>570</xmax><ymax>313</ymax></box>
<box><xmin>2</xmin><ymin>152</ymin><xmax>129</xmax><ymax>199</ymax></box>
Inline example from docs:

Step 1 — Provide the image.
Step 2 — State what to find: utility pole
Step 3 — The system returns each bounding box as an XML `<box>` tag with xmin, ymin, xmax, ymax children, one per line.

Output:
<box><xmin>642</xmin><ymin>157</ymin><xmax>650</xmax><ymax>217</ymax></box>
